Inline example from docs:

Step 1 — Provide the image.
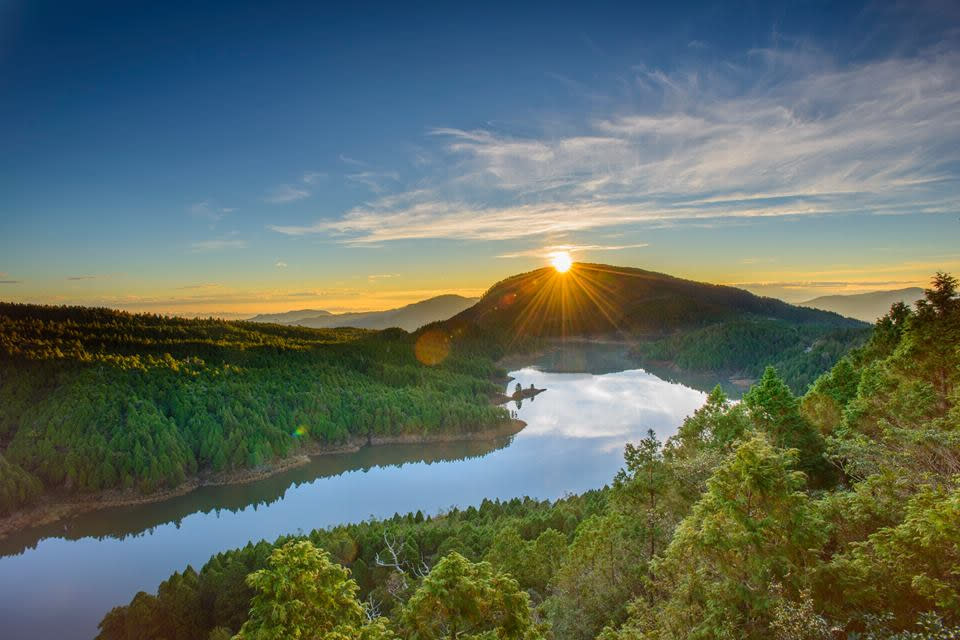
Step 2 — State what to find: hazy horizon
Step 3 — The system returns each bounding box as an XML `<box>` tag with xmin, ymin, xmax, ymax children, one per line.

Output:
<box><xmin>0</xmin><ymin>269</ymin><xmax>933</xmax><ymax>320</ymax></box>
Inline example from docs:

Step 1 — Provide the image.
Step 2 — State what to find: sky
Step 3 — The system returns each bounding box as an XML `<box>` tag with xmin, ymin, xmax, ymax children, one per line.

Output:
<box><xmin>1</xmin><ymin>0</ymin><xmax>959</xmax><ymax>317</ymax></box>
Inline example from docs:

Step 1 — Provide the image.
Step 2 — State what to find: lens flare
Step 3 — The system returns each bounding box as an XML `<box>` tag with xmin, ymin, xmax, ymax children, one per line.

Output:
<box><xmin>414</xmin><ymin>329</ymin><xmax>451</xmax><ymax>365</ymax></box>
<box><xmin>550</xmin><ymin>251</ymin><xmax>572</xmax><ymax>273</ymax></box>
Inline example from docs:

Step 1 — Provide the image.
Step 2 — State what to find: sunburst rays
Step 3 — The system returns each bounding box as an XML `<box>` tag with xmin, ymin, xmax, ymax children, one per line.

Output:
<box><xmin>501</xmin><ymin>263</ymin><xmax>636</xmax><ymax>350</ymax></box>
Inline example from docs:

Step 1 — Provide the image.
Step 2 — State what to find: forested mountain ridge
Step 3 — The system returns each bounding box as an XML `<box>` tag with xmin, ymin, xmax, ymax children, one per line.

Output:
<box><xmin>444</xmin><ymin>263</ymin><xmax>861</xmax><ymax>336</ymax></box>
<box><xmin>0</xmin><ymin>303</ymin><xmax>511</xmax><ymax>519</ymax></box>
<box><xmin>250</xmin><ymin>294</ymin><xmax>478</xmax><ymax>332</ymax></box>
<box><xmin>430</xmin><ymin>263</ymin><xmax>869</xmax><ymax>393</ymax></box>
<box><xmin>95</xmin><ymin>272</ymin><xmax>960</xmax><ymax>640</ymax></box>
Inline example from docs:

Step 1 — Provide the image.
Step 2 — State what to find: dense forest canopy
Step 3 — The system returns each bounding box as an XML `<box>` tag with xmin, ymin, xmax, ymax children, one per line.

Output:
<box><xmin>0</xmin><ymin>304</ymin><xmax>510</xmax><ymax>515</ymax></box>
<box><xmin>97</xmin><ymin>273</ymin><xmax>959</xmax><ymax>640</ymax></box>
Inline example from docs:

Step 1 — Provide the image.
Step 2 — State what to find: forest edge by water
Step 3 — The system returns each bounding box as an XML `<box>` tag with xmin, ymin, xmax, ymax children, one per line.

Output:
<box><xmin>0</xmin><ymin>415</ymin><xmax>527</xmax><ymax>540</ymax></box>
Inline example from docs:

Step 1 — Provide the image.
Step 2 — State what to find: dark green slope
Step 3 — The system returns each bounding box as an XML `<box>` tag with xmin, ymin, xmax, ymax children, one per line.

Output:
<box><xmin>442</xmin><ymin>263</ymin><xmax>862</xmax><ymax>338</ymax></box>
<box><xmin>431</xmin><ymin>263</ymin><xmax>869</xmax><ymax>392</ymax></box>
<box><xmin>0</xmin><ymin>302</ymin><xmax>509</xmax><ymax>516</ymax></box>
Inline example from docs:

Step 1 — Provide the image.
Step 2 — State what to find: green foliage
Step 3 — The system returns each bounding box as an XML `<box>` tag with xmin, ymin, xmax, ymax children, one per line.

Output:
<box><xmin>0</xmin><ymin>303</ymin><xmax>509</xmax><ymax>499</ymax></box>
<box><xmin>0</xmin><ymin>453</ymin><xmax>43</xmax><ymax>515</ymax></box>
<box><xmin>669</xmin><ymin>385</ymin><xmax>750</xmax><ymax>453</ymax></box>
<box><xmin>236</xmin><ymin>540</ymin><xmax>392</xmax><ymax>640</ymax></box>
<box><xmin>631</xmin><ymin>317</ymin><xmax>869</xmax><ymax>394</ymax></box>
<box><xmin>824</xmin><ymin>486</ymin><xmax>960</xmax><ymax>628</ymax></box>
<box><xmin>94</xmin><ymin>273</ymin><xmax>960</xmax><ymax>640</ymax></box>
<box><xmin>400</xmin><ymin>552</ymin><xmax>538</xmax><ymax>640</ymax></box>
<box><xmin>743</xmin><ymin>366</ymin><xmax>832</xmax><ymax>483</ymax></box>
<box><xmin>483</xmin><ymin>526</ymin><xmax>566</xmax><ymax>598</ymax></box>
<box><xmin>642</xmin><ymin>435</ymin><xmax>826</xmax><ymax>640</ymax></box>
<box><xmin>801</xmin><ymin>356</ymin><xmax>861</xmax><ymax>434</ymax></box>
<box><xmin>96</xmin><ymin>494</ymin><xmax>603</xmax><ymax>640</ymax></box>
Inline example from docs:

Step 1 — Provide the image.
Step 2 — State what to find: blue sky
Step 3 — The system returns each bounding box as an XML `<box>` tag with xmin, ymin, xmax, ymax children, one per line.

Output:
<box><xmin>1</xmin><ymin>0</ymin><xmax>959</xmax><ymax>315</ymax></box>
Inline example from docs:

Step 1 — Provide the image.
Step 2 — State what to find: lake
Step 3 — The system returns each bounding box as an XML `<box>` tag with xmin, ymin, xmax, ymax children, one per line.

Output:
<box><xmin>0</xmin><ymin>365</ymin><xmax>707</xmax><ymax>640</ymax></box>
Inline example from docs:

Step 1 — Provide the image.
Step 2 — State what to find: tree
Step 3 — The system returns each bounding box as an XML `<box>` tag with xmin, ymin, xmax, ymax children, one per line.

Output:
<box><xmin>484</xmin><ymin>526</ymin><xmax>566</xmax><ymax>598</ymax></box>
<box><xmin>234</xmin><ymin>540</ymin><xmax>392</xmax><ymax>640</ymax></box>
<box><xmin>614</xmin><ymin>429</ymin><xmax>672</xmax><ymax>561</ymax></box>
<box><xmin>400</xmin><ymin>552</ymin><xmax>539</xmax><ymax>640</ymax></box>
<box><xmin>823</xmin><ymin>485</ymin><xmax>960</xmax><ymax>630</ymax></box>
<box><xmin>744</xmin><ymin>366</ymin><xmax>831</xmax><ymax>484</ymax></box>
<box><xmin>545</xmin><ymin>512</ymin><xmax>649</xmax><ymax>640</ymax></box>
<box><xmin>643</xmin><ymin>435</ymin><xmax>826</xmax><ymax>640</ymax></box>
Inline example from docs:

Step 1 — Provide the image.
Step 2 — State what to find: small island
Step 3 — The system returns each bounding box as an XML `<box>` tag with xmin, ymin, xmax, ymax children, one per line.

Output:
<box><xmin>493</xmin><ymin>382</ymin><xmax>547</xmax><ymax>405</ymax></box>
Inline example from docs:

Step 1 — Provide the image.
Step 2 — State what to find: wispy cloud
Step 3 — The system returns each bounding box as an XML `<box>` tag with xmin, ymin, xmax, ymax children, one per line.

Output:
<box><xmin>346</xmin><ymin>171</ymin><xmax>400</xmax><ymax>194</ymax></box>
<box><xmin>302</xmin><ymin>171</ymin><xmax>327</xmax><ymax>184</ymax></box>
<box><xmin>189</xmin><ymin>201</ymin><xmax>234</xmax><ymax>223</ymax></box>
<box><xmin>339</xmin><ymin>154</ymin><xmax>369</xmax><ymax>167</ymax></box>
<box><xmin>191</xmin><ymin>233</ymin><xmax>247</xmax><ymax>251</ymax></box>
<box><xmin>264</xmin><ymin>184</ymin><xmax>311</xmax><ymax>204</ymax></box>
<box><xmin>66</xmin><ymin>275</ymin><xmax>97</xmax><ymax>281</ymax></box>
<box><xmin>270</xmin><ymin>48</ymin><xmax>960</xmax><ymax>245</ymax></box>
<box><xmin>367</xmin><ymin>273</ymin><xmax>400</xmax><ymax>281</ymax></box>
<box><xmin>275</xmin><ymin>261</ymin><xmax>288</xmax><ymax>268</ymax></box>
<box><xmin>174</xmin><ymin>283</ymin><xmax>221</xmax><ymax>290</ymax></box>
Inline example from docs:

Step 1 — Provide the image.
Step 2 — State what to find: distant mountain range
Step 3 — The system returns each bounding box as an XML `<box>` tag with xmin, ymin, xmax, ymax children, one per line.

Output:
<box><xmin>800</xmin><ymin>287</ymin><xmax>924</xmax><ymax>322</ymax></box>
<box><xmin>246</xmin><ymin>309</ymin><xmax>333</xmax><ymax>324</ymax></box>
<box><xmin>248</xmin><ymin>294</ymin><xmax>478</xmax><ymax>332</ymax></box>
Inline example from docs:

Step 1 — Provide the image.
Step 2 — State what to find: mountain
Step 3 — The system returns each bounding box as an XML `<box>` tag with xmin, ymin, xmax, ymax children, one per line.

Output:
<box><xmin>799</xmin><ymin>287</ymin><xmax>924</xmax><ymax>322</ymax></box>
<box><xmin>441</xmin><ymin>263</ymin><xmax>863</xmax><ymax>338</ymax></box>
<box><xmin>251</xmin><ymin>295</ymin><xmax>478</xmax><ymax>332</ymax></box>
<box><xmin>247</xmin><ymin>309</ymin><xmax>332</xmax><ymax>324</ymax></box>
<box><xmin>433</xmin><ymin>263</ymin><xmax>869</xmax><ymax>393</ymax></box>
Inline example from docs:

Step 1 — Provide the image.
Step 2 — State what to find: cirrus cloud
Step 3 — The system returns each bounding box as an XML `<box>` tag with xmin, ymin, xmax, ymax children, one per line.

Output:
<box><xmin>269</xmin><ymin>46</ymin><xmax>960</xmax><ymax>245</ymax></box>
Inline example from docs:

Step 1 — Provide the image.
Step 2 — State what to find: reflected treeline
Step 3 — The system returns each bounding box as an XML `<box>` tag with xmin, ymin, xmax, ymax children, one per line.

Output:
<box><xmin>0</xmin><ymin>436</ymin><xmax>515</xmax><ymax>558</ymax></box>
<box><xmin>532</xmin><ymin>340</ymin><xmax>641</xmax><ymax>375</ymax></box>
<box><xmin>636</xmin><ymin>362</ymin><xmax>744</xmax><ymax>398</ymax></box>
<box><xmin>529</xmin><ymin>341</ymin><xmax>739</xmax><ymax>396</ymax></box>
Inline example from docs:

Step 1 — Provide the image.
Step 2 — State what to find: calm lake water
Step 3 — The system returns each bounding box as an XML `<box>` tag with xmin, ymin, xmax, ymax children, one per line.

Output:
<box><xmin>0</xmin><ymin>365</ymin><xmax>707</xmax><ymax>640</ymax></box>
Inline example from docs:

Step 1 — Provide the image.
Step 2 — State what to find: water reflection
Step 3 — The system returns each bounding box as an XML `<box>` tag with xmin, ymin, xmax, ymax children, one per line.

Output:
<box><xmin>0</xmin><ymin>438</ymin><xmax>514</xmax><ymax>559</ymax></box>
<box><xmin>0</xmin><ymin>366</ymin><xmax>706</xmax><ymax>640</ymax></box>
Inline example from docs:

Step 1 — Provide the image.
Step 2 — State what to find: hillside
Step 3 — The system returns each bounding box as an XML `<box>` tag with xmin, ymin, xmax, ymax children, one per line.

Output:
<box><xmin>97</xmin><ymin>274</ymin><xmax>960</xmax><ymax>640</ymax></box>
<box><xmin>251</xmin><ymin>295</ymin><xmax>478</xmax><ymax>332</ymax></box>
<box><xmin>800</xmin><ymin>287</ymin><xmax>924</xmax><ymax>322</ymax></box>
<box><xmin>0</xmin><ymin>303</ymin><xmax>509</xmax><ymax>521</ymax></box>
<box><xmin>434</xmin><ymin>263</ymin><xmax>869</xmax><ymax>392</ymax></box>
<box><xmin>443</xmin><ymin>263</ymin><xmax>861</xmax><ymax>337</ymax></box>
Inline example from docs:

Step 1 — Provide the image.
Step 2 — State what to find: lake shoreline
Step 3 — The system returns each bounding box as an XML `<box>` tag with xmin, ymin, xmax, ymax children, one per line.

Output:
<box><xmin>0</xmin><ymin>418</ymin><xmax>526</xmax><ymax>540</ymax></box>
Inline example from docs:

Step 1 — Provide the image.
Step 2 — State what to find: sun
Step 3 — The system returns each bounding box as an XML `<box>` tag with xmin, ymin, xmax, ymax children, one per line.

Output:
<box><xmin>550</xmin><ymin>251</ymin><xmax>573</xmax><ymax>273</ymax></box>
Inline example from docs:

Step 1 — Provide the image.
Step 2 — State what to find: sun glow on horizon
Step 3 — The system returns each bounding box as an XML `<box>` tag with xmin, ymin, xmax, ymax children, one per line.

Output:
<box><xmin>550</xmin><ymin>251</ymin><xmax>573</xmax><ymax>273</ymax></box>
